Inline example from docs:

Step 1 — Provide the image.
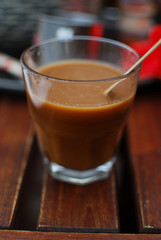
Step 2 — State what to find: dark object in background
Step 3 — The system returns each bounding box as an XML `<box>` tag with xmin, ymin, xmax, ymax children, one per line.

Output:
<box><xmin>0</xmin><ymin>0</ymin><xmax>61</xmax><ymax>58</ymax></box>
<box><xmin>100</xmin><ymin>7</ymin><xmax>120</xmax><ymax>40</ymax></box>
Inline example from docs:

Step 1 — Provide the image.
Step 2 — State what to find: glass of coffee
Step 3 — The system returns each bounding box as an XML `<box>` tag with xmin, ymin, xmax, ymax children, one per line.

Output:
<box><xmin>21</xmin><ymin>36</ymin><xmax>141</xmax><ymax>185</ymax></box>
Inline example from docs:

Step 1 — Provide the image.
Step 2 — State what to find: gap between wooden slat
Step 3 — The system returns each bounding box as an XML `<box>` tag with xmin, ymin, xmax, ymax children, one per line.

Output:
<box><xmin>115</xmin><ymin>131</ymin><xmax>139</xmax><ymax>233</ymax></box>
<box><xmin>12</xmin><ymin>137</ymin><xmax>44</xmax><ymax>230</ymax></box>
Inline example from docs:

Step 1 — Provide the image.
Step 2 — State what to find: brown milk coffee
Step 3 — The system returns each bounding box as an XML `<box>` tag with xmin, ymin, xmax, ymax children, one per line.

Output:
<box><xmin>27</xmin><ymin>60</ymin><xmax>134</xmax><ymax>170</ymax></box>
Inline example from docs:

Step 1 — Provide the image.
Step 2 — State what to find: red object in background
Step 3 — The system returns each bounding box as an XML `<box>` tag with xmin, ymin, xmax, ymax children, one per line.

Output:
<box><xmin>89</xmin><ymin>23</ymin><xmax>104</xmax><ymax>37</ymax></box>
<box><xmin>88</xmin><ymin>23</ymin><xmax>104</xmax><ymax>59</ymax></box>
<box><xmin>130</xmin><ymin>25</ymin><xmax>161</xmax><ymax>81</ymax></box>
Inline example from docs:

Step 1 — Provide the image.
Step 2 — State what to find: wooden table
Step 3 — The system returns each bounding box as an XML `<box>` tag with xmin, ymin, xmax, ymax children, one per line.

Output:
<box><xmin>0</xmin><ymin>82</ymin><xmax>161</xmax><ymax>239</ymax></box>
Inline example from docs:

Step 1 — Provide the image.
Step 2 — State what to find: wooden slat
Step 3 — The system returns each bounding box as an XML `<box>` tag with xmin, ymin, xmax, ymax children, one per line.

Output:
<box><xmin>38</xmin><ymin>170</ymin><xmax>119</xmax><ymax>233</ymax></box>
<box><xmin>127</xmin><ymin>90</ymin><xmax>161</xmax><ymax>233</ymax></box>
<box><xmin>0</xmin><ymin>97</ymin><xmax>32</xmax><ymax>229</ymax></box>
<box><xmin>0</xmin><ymin>230</ymin><xmax>161</xmax><ymax>240</ymax></box>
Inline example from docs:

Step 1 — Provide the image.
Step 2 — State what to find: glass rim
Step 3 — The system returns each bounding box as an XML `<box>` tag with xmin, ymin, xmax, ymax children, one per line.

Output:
<box><xmin>20</xmin><ymin>35</ymin><xmax>141</xmax><ymax>83</ymax></box>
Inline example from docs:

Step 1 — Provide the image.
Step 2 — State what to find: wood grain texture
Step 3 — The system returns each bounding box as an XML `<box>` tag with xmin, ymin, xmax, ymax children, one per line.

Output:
<box><xmin>38</xmin><ymin>170</ymin><xmax>119</xmax><ymax>233</ymax></box>
<box><xmin>127</xmin><ymin>91</ymin><xmax>161</xmax><ymax>233</ymax></box>
<box><xmin>0</xmin><ymin>97</ymin><xmax>32</xmax><ymax>229</ymax></box>
<box><xmin>127</xmin><ymin>93</ymin><xmax>161</xmax><ymax>156</ymax></box>
<box><xmin>0</xmin><ymin>230</ymin><xmax>161</xmax><ymax>240</ymax></box>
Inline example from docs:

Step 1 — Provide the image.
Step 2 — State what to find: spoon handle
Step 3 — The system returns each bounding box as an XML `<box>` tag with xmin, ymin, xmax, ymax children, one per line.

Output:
<box><xmin>104</xmin><ymin>38</ymin><xmax>161</xmax><ymax>96</ymax></box>
<box><xmin>125</xmin><ymin>38</ymin><xmax>161</xmax><ymax>75</ymax></box>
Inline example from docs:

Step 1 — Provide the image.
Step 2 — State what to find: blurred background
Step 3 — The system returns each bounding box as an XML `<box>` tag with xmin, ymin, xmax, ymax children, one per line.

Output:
<box><xmin>0</xmin><ymin>0</ymin><xmax>160</xmax><ymax>58</ymax></box>
<box><xmin>0</xmin><ymin>0</ymin><xmax>161</xmax><ymax>92</ymax></box>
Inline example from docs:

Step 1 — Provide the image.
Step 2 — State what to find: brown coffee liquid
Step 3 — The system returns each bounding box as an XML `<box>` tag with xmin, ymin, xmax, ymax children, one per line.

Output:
<box><xmin>27</xmin><ymin>60</ymin><xmax>134</xmax><ymax>170</ymax></box>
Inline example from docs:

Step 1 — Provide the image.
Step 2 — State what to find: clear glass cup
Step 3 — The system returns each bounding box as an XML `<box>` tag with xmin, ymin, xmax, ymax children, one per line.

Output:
<box><xmin>21</xmin><ymin>36</ymin><xmax>141</xmax><ymax>185</ymax></box>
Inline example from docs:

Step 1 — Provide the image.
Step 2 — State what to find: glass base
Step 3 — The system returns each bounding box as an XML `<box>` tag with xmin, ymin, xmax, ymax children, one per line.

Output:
<box><xmin>43</xmin><ymin>156</ymin><xmax>116</xmax><ymax>185</ymax></box>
